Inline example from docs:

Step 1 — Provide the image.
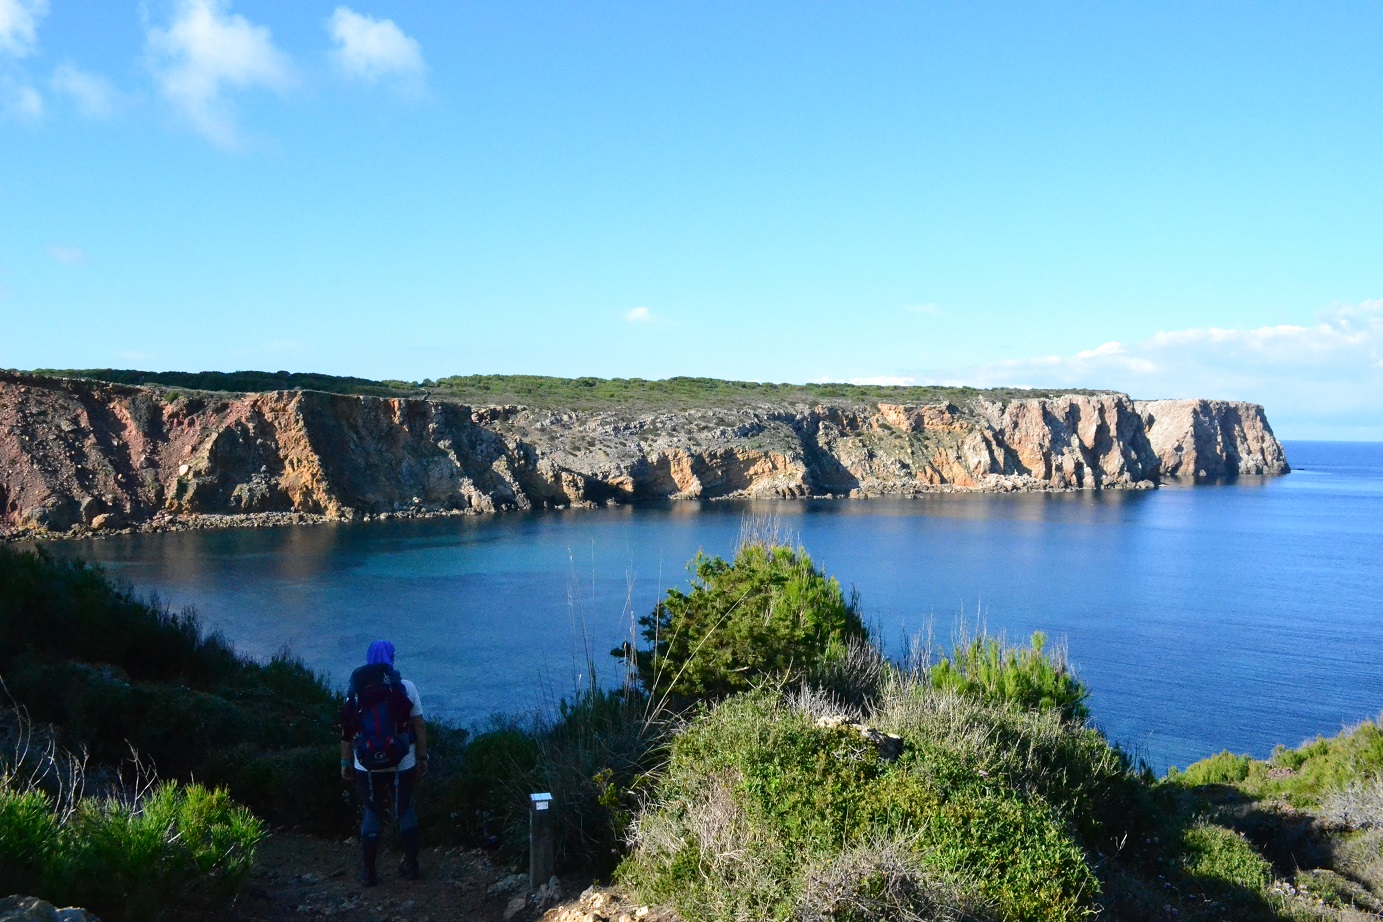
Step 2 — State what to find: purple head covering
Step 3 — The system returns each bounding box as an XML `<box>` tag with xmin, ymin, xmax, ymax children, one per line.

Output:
<box><xmin>366</xmin><ymin>640</ymin><xmax>396</xmax><ymax>666</ymax></box>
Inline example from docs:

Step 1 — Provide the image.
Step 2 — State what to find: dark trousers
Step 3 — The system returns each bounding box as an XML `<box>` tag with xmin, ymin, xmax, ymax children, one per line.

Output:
<box><xmin>355</xmin><ymin>767</ymin><xmax>419</xmax><ymax>839</ymax></box>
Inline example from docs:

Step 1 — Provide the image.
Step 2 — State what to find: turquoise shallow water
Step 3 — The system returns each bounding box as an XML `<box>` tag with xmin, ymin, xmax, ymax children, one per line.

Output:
<box><xmin>56</xmin><ymin>440</ymin><xmax>1383</xmax><ymax>772</ymax></box>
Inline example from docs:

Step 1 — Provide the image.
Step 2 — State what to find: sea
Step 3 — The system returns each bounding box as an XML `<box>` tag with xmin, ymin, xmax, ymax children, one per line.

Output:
<box><xmin>53</xmin><ymin>440</ymin><xmax>1383</xmax><ymax>773</ymax></box>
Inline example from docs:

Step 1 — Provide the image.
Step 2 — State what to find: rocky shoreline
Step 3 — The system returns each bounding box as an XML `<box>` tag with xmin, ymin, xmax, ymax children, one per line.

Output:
<box><xmin>3</xmin><ymin>479</ymin><xmax>1163</xmax><ymax>543</ymax></box>
<box><xmin>0</xmin><ymin>371</ymin><xmax>1288</xmax><ymax>539</ymax></box>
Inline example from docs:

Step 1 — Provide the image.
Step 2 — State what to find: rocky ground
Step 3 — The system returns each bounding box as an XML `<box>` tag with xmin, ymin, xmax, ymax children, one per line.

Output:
<box><xmin>231</xmin><ymin>832</ymin><xmax>674</xmax><ymax>922</ymax></box>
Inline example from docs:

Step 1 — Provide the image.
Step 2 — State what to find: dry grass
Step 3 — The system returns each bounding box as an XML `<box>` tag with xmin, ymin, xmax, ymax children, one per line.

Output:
<box><xmin>797</xmin><ymin>835</ymin><xmax>991</xmax><ymax>922</ymax></box>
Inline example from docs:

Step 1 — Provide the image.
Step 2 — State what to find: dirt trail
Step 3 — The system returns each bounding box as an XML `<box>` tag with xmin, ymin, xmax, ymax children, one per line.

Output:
<box><xmin>233</xmin><ymin>831</ymin><xmax>550</xmax><ymax>922</ymax></box>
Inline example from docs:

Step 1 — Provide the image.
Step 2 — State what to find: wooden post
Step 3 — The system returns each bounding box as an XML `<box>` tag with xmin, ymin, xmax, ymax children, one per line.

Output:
<box><xmin>529</xmin><ymin>792</ymin><xmax>554</xmax><ymax>888</ymax></box>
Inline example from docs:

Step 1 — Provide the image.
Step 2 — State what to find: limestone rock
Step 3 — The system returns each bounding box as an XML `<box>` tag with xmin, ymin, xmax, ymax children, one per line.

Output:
<box><xmin>0</xmin><ymin>371</ymin><xmax>1291</xmax><ymax>537</ymax></box>
<box><xmin>1137</xmin><ymin>398</ymin><xmax>1289</xmax><ymax>478</ymax></box>
<box><xmin>815</xmin><ymin>715</ymin><xmax>904</xmax><ymax>761</ymax></box>
<box><xmin>0</xmin><ymin>896</ymin><xmax>101</xmax><ymax>922</ymax></box>
<box><xmin>541</xmin><ymin>886</ymin><xmax>681</xmax><ymax>922</ymax></box>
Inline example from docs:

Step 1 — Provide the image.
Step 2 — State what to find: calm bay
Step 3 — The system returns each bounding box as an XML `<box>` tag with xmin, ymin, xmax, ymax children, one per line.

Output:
<box><xmin>55</xmin><ymin>440</ymin><xmax>1383</xmax><ymax>773</ymax></box>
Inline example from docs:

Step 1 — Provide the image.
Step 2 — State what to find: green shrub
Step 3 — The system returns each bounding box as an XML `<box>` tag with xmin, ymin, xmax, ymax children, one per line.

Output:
<box><xmin>626</xmin><ymin>543</ymin><xmax>868</xmax><ymax>706</ymax></box>
<box><xmin>437</xmin><ymin>688</ymin><xmax>665</xmax><ymax>874</ymax></box>
<box><xmin>426</xmin><ymin>716</ymin><xmax>541</xmax><ymax>852</ymax></box>
<box><xmin>619</xmin><ymin>690</ymin><xmax>1096</xmax><ymax>922</ymax></box>
<box><xmin>1177</xmin><ymin>821</ymin><xmax>1273</xmax><ymax>893</ymax></box>
<box><xmin>929</xmin><ymin>632</ymin><xmax>1089</xmax><ymax>724</ymax></box>
<box><xmin>1170</xmin><ymin>750</ymin><xmax>1253</xmax><ymax>787</ymax></box>
<box><xmin>0</xmin><ymin>787</ymin><xmax>57</xmax><ymax>896</ymax></box>
<box><xmin>43</xmin><ymin>782</ymin><xmax>263</xmax><ymax>921</ymax></box>
<box><xmin>872</xmin><ymin>674</ymin><xmax>1143</xmax><ymax>855</ymax></box>
<box><xmin>1178</xmin><ymin>718</ymin><xmax>1383</xmax><ymax>809</ymax></box>
<box><xmin>1258</xmin><ymin>720</ymin><xmax>1383</xmax><ymax>804</ymax></box>
<box><xmin>0</xmin><ymin>770</ymin><xmax>263</xmax><ymax>922</ymax></box>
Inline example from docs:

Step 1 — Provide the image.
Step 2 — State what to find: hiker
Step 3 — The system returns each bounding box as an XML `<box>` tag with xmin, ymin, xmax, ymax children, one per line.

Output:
<box><xmin>340</xmin><ymin>639</ymin><xmax>429</xmax><ymax>886</ymax></box>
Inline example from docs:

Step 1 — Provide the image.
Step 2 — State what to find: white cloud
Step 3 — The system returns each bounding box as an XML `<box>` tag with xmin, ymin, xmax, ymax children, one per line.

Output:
<box><xmin>48</xmin><ymin>244</ymin><xmax>85</xmax><ymax>266</ymax></box>
<box><xmin>146</xmin><ymin>0</ymin><xmax>294</xmax><ymax>147</ymax></box>
<box><xmin>0</xmin><ymin>0</ymin><xmax>46</xmax><ymax>58</ymax></box>
<box><xmin>905</xmin><ymin>300</ymin><xmax>1383</xmax><ymax>439</ymax></box>
<box><xmin>328</xmin><ymin>7</ymin><xmax>424</xmax><ymax>88</ymax></box>
<box><xmin>9</xmin><ymin>81</ymin><xmax>39</xmax><ymax>116</ymax></box>
<box><xmin>625</xmin><ymin>306</ymin><xmax>653</xmax><ymax>324</ymax></box>
<box><xmin>51</xmin><ymin>63</ymin><xmax>122</xmax><ymax>118</ymax></box>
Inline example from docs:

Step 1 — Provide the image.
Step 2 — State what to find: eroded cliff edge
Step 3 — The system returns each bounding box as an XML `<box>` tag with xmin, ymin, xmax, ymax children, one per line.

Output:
<box><xmin>0</xmin><ymin>371</ymin><xmax>1288</xmax><ymax>536</ymax></box>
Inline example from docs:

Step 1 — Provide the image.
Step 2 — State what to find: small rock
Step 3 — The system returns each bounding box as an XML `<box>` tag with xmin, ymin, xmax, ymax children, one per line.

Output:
<box><xmin>0</xmin><ymin>895</ymin><xmax>102</xmax><ymax>922</ymax></box>
<box><xmin>488</xmin><ymin>873</ymin><xmax>528</xmax><ymax>896</ymax></box>
<box><xmin>503</xmin><ymin>895</ymin><xmax>529</xmax><ymax>920</ymax></box>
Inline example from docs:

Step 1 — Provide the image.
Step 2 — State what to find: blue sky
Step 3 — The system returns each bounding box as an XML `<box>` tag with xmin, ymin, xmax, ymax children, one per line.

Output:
<box><xmin>2</xmin><ymin>2</ymin><xmax>1380</xmax><ymax>439</ymax></box>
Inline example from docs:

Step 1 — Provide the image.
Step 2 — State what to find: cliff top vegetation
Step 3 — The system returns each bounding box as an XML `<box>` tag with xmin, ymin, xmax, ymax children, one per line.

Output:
<box><xmin>26</xmin><ymin>368</ymin><xmax>1114</xmax><ymax>411</ymax></box>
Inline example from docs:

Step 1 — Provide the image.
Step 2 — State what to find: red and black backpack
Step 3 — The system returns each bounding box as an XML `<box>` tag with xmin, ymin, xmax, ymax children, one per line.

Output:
<box><xmin>342</xmin><ymin>663</ymin><xmax>415</xmax><ymax>771</ymax></box>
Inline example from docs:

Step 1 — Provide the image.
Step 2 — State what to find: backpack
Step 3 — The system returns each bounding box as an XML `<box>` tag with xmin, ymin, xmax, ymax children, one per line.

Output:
<box><xmin>343</xmin><ymin>663</ymin><xmax>415</xmax><ymax>771</ymax></box>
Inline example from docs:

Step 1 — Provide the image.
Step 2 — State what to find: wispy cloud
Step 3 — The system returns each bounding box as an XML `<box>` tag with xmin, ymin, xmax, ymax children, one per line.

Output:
<box><xmin>328</xmin><ymin>7</ymin><xmax>425</xmax><ymax>90</ymax></box>
<box><xmin>146</xmin><ymin>0</ymin><xmax>294</xmax><ymax>148</ymax></box>
<box><xmin>48</xmin><ymin>244</ymin><xmax>85</xmax><ymax>266</ymax></box>
<box><xmin>7</xmin><ymin>80</ymin><xmax>39</xmax><ymax>116</ymax></box>
<box><xmin>904</xmin><ymin>303</ymin><xmax>944</xmax><ymax>317</ymax></box>
<box><xmin>0</xmin><ymin>0</ymin><xmax>47</xmax><ymax>59</ymax></box>
<box><xmin>962</xmin><ymin>303</ymin><xmax>1383</xmax><ymax>391</ymax></box>
<box><xmin>51</xmin><ymin>63</ymin><xmax>123</xmax><ymax>119</ymax></box>
<box><xmin>898</xmin><ymin>300</ymin><xmax>1383</xmax><ymax>438</ymax></box>
<box><xmin>625</xmin><ymin>306</ymin><xmax>654</xmax><ymax>324</ymax></box>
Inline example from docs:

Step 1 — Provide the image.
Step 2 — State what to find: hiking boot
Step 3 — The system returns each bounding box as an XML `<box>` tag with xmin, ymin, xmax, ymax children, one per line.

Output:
<box><xmin>360</xmin><ymin>832</ymin><xmax>380</xmax><ymax>887</ymax></box>
<box><xmin>399</xmin><ymin>826</ymin><xmax>421</xmax><ymax>880</ymax></box>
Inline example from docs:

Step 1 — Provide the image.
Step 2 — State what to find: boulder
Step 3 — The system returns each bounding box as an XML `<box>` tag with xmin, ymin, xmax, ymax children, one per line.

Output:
<box><xmin>0</xmin><ymin>896</ymin><xmax>101</xmax><ymax>922</ymax></box>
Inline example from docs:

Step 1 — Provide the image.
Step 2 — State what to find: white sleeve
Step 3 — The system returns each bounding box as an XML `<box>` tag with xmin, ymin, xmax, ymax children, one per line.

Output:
<box><xmin>404</xmin><ymin>680</ymin><xmax>424</xmax><ymax>719</ymax></box>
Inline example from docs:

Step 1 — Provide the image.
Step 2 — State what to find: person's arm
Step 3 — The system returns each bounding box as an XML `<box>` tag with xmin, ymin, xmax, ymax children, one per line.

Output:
<box><xmin>411</xmin><ymin>716</ymin><xmax>428</xmax><ymax>778</ymax></box>
<box><xmin>340</xmin><ymin>739</ymin><xmax>353</xmax><ymax>781</ymax></box>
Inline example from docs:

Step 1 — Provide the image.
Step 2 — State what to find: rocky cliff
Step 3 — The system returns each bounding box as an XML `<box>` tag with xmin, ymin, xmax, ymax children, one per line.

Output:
<box><xmin>0</xmin><ymin>372</ymin><xmax>1289</xmax><ymax>537</ymax></box>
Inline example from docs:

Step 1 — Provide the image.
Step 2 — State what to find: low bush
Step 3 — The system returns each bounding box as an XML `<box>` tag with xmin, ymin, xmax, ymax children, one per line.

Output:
<box><xmin>0</xmin><ymin>787</ymin><xmax>57</xmax><ymax>896</ymax></box>
<box><xmin>1174</xmin><ymin>717</ymin><xmax>1383</xmax><ymax>808</ymax></box>
<box><xmin>619</xmin><ymin>689</ymin><xmax>1097</xmax><ymax>922</ymax></box>
<box><xmin>871</xmin><ymin>676</ymin><xmax>1144</xmax><ymax>855</ymax></box>
<box><xmin>1169</xmin><ymin>750</ymin><xmax>1253</xmax><ymax>787</ymax></box>
<box><xmin>42</xmin><ymin>782</ymin><xmax>263</xmax><ymax>921</ymax></box>
<box><xmin>439</xmin><ymin>687</ymin><xmax>665</xmax><ymax>875</ymax></box>
<box><xmin>1176</xmin><ymin>822</ymin><xmax>1274</xmax><ymax>907</ymax></box>
<box><xmin>1</xmin><ymin>716</ymin><xmax>263</xmax><ymax>922</ymax></box>
<box><xmin>626</xmin><ymin>542</ymin><xmax>868</xmax><ymax>706</ymax></box>
<box><xmin>929</xmin><ymin>631</ymin><xmax>1089</xmax><ymax>724</ymax></box>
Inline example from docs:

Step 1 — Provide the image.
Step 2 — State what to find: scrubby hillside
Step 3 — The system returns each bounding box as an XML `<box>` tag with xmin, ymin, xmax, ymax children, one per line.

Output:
<box><xmin>5</xmin><ymin>538</ymin><xmax>1374</xmax><ymax>921</ymax></box>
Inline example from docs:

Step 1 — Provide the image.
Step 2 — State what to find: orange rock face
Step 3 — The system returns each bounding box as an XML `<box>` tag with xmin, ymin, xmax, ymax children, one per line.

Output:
<box><xmin>0</xmin><ymin>372</ymin><xmax>1288</xmax><ymax>536</ymax></box>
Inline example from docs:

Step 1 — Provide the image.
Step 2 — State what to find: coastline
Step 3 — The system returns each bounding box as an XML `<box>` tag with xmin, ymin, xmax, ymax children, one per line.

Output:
<box><xmin>1</xmin><ymin>371</ymin><xmax>1286</xmax><ymax>541</ymax></box>
<box><xmin>0</xmin><ymin>475</ymin><xmax>1182</xmax><ymax>543</ymax></box>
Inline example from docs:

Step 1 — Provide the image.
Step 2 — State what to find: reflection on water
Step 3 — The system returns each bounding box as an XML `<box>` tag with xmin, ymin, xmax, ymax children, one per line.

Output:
<box><xmin>53</xmin><ymin>441</ymin><xmax>1383</xmax><ymax>773</ymax></box>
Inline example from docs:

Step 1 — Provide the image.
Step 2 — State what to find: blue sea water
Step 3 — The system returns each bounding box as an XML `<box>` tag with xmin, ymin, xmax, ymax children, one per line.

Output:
<box><xmin>56</xmin><ymin>440</ymin><xmax>1383</xmax><ymax>772</ymax></box>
